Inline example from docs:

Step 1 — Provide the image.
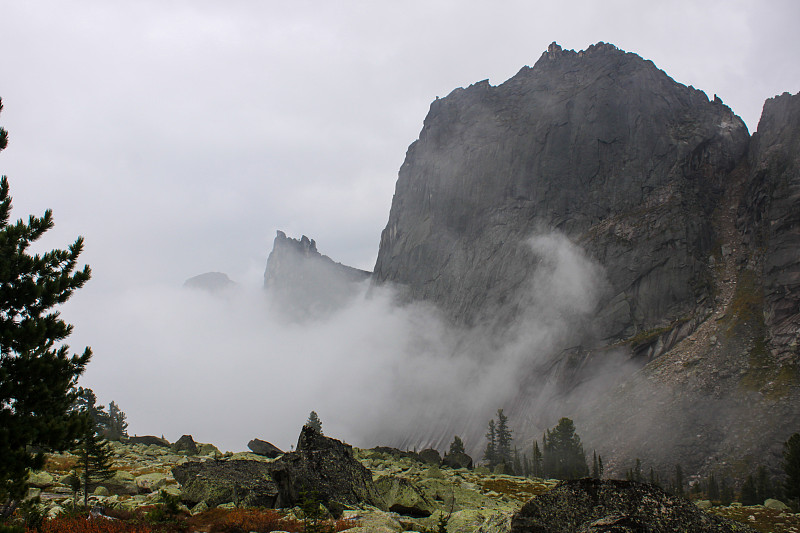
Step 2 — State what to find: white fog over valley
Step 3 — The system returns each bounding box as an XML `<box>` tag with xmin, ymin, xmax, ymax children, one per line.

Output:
<box><xmin>1</xmin><ymin>1</ymin><xmax>799</xmax><ymax>452</ymax></box>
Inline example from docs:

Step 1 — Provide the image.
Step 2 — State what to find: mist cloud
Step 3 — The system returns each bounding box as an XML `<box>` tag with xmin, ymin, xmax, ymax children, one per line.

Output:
<box><xmin>65</xmin><ymin>231</ymin><xmax>630</xmax><ymax>456</ymax></box>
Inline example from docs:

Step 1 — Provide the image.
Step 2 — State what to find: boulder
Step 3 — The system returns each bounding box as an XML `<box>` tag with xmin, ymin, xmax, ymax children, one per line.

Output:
<box><xmin>509</xmin><ymin>479</ymin><xmax>757</xmax><ymax>533</ymax></box>
<box><xmin>172</xmin><ymin>459</ymin><xmax>279</xmax><ymax>508</ymax></box>
<box><xmin>367</xmin><ymin>447</ymin><xmax>425</xmax><ymax>464</ymax></box>
<box><xmin>27</xmin><ymin>471</ymin><xmax>54</xmax><ymax>488</ymax></box>
<box><xmin>103</xmin><ymin>470</ymin><xmax>139</xmax><ymax>496</ymax></box>
<box><xmin>135</xmin><ymin>472</ymin><xmax>169</xmax><ymax>492</ymax></box>
<box><xmin>197</xmin><ymin>443</ymin><xmax>221</xmax><ymax>457</ymax></box>
<box><xmin>417</xmin><ymin>449</ymin><xmax>441</xmax><ymax>466</ymax></box>
<box><xmin>127</xmin><ymin>436</ymin><xmax>170</xmax><ymax>447</ymax></box>
<box><xmin>172</xmin><ymin>435</ymin><xmax>198</xmax><ymax>455</ymax></box>
<box><xmin>442</xmin><ymin>452</ymin><xmax>473</xmax><ymax>470</ymax></box>
<box><xmin>447</xmin><ymin>509</ymin><xmax>514</xmax><ymax>533</ymax></box>
<box><xmin>763</xmin><ymin>498</ymin><xmax>790</xmax><ymax>511</ymax></box>
<box><xmin>374</xmin><ymin>476</ymin><xmax>437</xmax><ymax>517</ymax></box>
<box><xmin>248</xmin><ymin>439</ymin><xmax>283</xmax><ymax>458</ymax></box>
<box><xmin>268</xmin><ymin>426</ymin><xmax>386</xmax><ymax>514</ymax></box>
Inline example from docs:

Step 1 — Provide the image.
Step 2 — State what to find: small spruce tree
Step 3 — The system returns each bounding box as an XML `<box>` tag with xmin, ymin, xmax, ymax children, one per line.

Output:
<box><xmin>784</xmin><ymin>433</ymin><xmax>800</xmax><ymax>508</ymax></box>
<box><xmin>305</xmin><ymin>411</ymin><xmax>323</xmax><ymax>434</ymax></box>
<box><xmin>483</xmin><ymin>420</ymin><xmax>497</xmax><ymax>468</ymax></box>
<box><xmin>495</xmin><ymin>409</ymin><xmax>513</xmax><ymax>468</ymax></box>
<box><xmin>531</xmin><ymin>440</ymin><xmax>543</xmax><ymax>478</ymax></box>
<box><xmin>106</xmin><ymin>401</ymin><xmax>128</xmax><ymax>441</ymax></box>
<box><xmin>448</xmin><ymin>435</ymin><xmax>465</xmax><ymax>456</ymax></box>
<box><xmin>74</xmin><ymin>416</ymin><xmax>114</xmax><ymax>507</ymax></box>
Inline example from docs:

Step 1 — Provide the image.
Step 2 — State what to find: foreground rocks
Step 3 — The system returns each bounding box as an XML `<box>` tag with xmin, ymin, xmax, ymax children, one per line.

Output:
<box><xmin>27</xmin><ymin>431</ymin><xmax>798</xmax><ymax>532</ymax></box>
<box><xmin>510</xmin><ymin>479</ymin><xmax>758</xmax><ymax>533</ymax></box>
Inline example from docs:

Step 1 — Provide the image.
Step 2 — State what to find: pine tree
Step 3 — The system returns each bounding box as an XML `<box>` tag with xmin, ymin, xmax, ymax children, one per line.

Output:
<box><xmin>740</xmin><ymin>474</ymin><xmax>758</xmax><ymax>505</ymax></box>
<box><xmin>495</xmin><ymin>409</ymin><xmax>513</xmax><ymax>468</ymax></box>
<box><xmin>541</xmin><ymin>418</ymin><xmax>588</xmax><ymax>480</ymax></box>
<box><xmin>106</xmin><ymin>401</ymin><xmax>128</xmax><ymax>441</ymax></box>
<box><xmin>591</xmin><ymin>450</ymin><xmax>599</xmax><ymax>479</ymax></box>
<box><xmin>633</xmin><ymin>458</ymin><xmax>642</xmax><ymax>482</ymax></box>
<box><xmin>483</xmin><ymin>420</ymin><xmax>497</xmax><ymax>468</ymax></box>
<box><xmin>784</xmin><ymin>433</ymin><xmax>800</xmax><ymax>508</ymax></box>
<box><xmin>513</xmin><ymin>446</ymin><xmax>522</xmax><ymax>476</ymax></box>
<box><xmin>756</xmin><ymin>464</ymin><xmax>773</xmax><ymax>503</ymax></box>
<box><xmin>598</xmin><ymin>455</ymin><xmax>604</xmax><ymax>478</ymax></box>
<box><xmin>674</xmin><ymin>464</ymin><xmax>684</xmax><ymax>497</ymax></box>
<box><xmin>73</xmin><ymin>416</ymin><xmax>114</xmax><ymax>507</ymax></box>
<box><xmin>531</xmin><ymin>440</ymin><xmax>543</xmax><ymax>478</ymax></box>
<box><xmin>448</xmin><ymin>435</ymin><xmax>465</xmax><ymax>456</ymax></box>
<box><xmin>720</xmin><ymin>477</ymin><xmax>734</xmax><ymax>506</ymax></box>
<box><xmin>0</xmin><ymin>102</ymin><xmax>92</xmax><ymax>517</ymax></box>
<box><xmin>708</xmin><ymin>473</ymin><xmax>720</xmax><ymax>501</ymax></box>
<box><xmin>305</xmin><ymin>411</ymin><xmax>323</xmax><ymax>434</ymax></box>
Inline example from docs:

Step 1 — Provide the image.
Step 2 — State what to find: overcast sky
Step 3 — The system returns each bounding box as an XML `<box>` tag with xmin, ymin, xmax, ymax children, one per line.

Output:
<box><xmin>1</xmin><ymin>1</ymin><xmax>798</xmax><ymax>450</ymax></box>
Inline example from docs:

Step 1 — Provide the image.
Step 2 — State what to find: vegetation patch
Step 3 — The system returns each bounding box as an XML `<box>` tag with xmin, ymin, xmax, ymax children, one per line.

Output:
<box><xmin>478</xmin><ymin>477</ymin><xmax>555</xmax><ymax>502</ymax></box>
<box><xmin>709</xmin><ymin>505</ymin><xmax>800</xmax><ymax>533</ymax></box>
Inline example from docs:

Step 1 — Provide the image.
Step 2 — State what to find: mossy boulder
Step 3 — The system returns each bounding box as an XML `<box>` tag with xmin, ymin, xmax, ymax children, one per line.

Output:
<box><xmin>172</xmin><ymin>459</ymin><xmax>279</xmax><ymax>508</ymax></box>
<box><xmin>510</xmin><ymin>479</ymin><xmax>757</xmax><ymax>532</ymax></box>
<box><xmin>374</xmin><ymin>476</ymin><xmax>437</xmax><ymax>517</ymax></box>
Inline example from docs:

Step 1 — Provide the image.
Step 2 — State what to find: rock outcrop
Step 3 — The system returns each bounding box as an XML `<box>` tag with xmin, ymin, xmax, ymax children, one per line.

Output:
<box><xmin>183</xmin><ymin>272</ymin><xmax>236</xmax><ymax>292</ymax></box>
<box><xmin>172</xmin><ymin>460</ymin><xmax>279</xmax><ymax>508</ymax></box>
<box><xmin>247</xmin><ymin>438</ymin><xmax>283</xmax><ymax>458</ymax></box>
<box><xmin>740</xmin><ymin>91</ymin><xmax>800</xmax><ymax>362</ymax></box>
<box><xmin>267</xmin><ymin>426</ymin><xmax>386</xmax><ymax>514</ymax></box>
<box><xmin>264</xmin><ymin>230</ymin><xmax>370</xmax><ymax>319</ymax></box>
<box><xmin>367</xmin><ymin>41</ymin><xmax>799</xmax><ymax>477</ymax></box>
<box><xmin>510</xmin><ymin>479</ymin><xmax>757</xmax><ymax>533</ymax></box>
<box><xmin>374</xmin><ymin>41</ymin><xmax>748</xmax><ymax>340</ymax></box>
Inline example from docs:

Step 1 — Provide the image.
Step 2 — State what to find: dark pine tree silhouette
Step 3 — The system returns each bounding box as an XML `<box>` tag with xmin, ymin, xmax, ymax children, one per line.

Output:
<box><xmin>0</xmin><ymin>100</ymin><xmax>92</xmax><ymax>517</ymax></box>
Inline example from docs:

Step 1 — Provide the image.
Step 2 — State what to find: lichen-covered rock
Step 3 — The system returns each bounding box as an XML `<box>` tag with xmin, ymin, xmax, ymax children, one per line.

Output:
<box><xmin>126</xmin><ymin>436</ymin><xmax>170</xmax><ymax>447</ymax></box>
<box><xmin>135</xmin><ymin>472</ymin><xmax>169</xmax><ymax>492</ymax></box>
<box><xmin>417</xmin><ymin>449</ymin><xmax>441</xmax><ymax>466</ymax></box>
<box><xmin>374</xmin><ymin>476</ymin><xmax>437</xmax><ymax>517</ymax></box>
<box><xmin>27</xmin><ymin>471</ymin><xmax>54</xmax><ymax>488</ymax></box>
<box><xmin>171</xmin><ymin>459</ymin><xmax>279</xmax><ymax>508</ymax></box>
<box><xmin>172</xmin><ymin>435</ymin><xmax>198</xmax><ymax>455</ymax></box>
<box><xmin>104</xmin><ymin>470</ymin><xmax>139</xmax><ymax>496</ymax></box>
<box><xmin>509</xmin><ymin>479</ymin><xmax>757</xmax><ymax>532</ymax></box>
<box><xmin>268</xmin><ymin>426</ymin><xmax>386</xmax><ymax>514</ymax></box>
<box><xmin>248</xmin><ymin>438</ymin><xmax>283</xmax><ymax>458</ymax></box>
<box><xmin>763</xmin><ymin>498</ymin><xmax>790</xmax><ymax>511</ymax></box>
<box><xmin>442</xmin><ymin>452</ymin><xmax>473</xmax><ymax>470</ymax></box>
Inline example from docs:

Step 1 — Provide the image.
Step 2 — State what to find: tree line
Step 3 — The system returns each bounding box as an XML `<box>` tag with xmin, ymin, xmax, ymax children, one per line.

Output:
<box><xmin>465</xmin><ymin>407</ymin><xmax>800</xmax><ymax>509</ymax></box>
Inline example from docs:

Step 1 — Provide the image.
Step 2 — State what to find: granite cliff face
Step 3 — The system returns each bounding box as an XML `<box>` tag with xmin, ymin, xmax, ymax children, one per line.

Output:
<box><xmin>370</xmin><ymin>43</ymin><xmax>799</xmax><ymax>477</ymax></box>
<box><xmin>374</xmin><ymin>42</ymin><xmax>748</xmax><ymax>345</ymax></box>
<box><xmin>740</xmin><ymin>92</ymin><xmax>800</xmax><ymax>362</ymax></box>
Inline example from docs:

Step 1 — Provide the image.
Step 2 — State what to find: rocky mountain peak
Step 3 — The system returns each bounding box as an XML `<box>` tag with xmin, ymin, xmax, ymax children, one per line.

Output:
<box><xmin>264</xmin><ymin>230</ymin><xmax>370</xmax><ymax>319</ymax></box>
<box><xmin>369</xmin><ymin>43</ymin><xmax>798</xmax><ymax>478</ymax></box>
